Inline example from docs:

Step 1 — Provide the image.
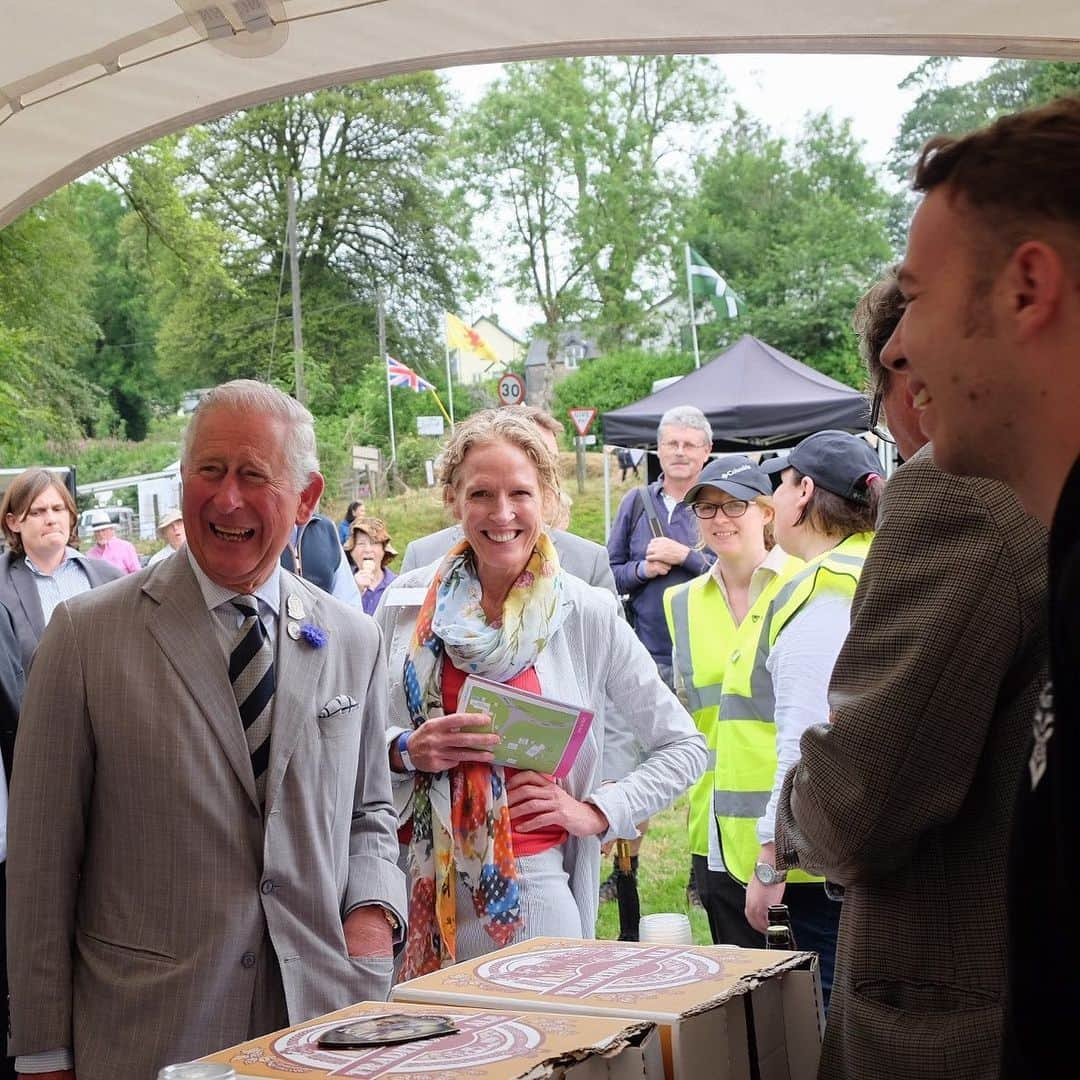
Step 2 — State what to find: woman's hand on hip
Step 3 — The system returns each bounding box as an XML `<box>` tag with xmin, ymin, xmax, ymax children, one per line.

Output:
<box><xmin>505</xmin><ymin>771</ymin><xmax>610</xmax><ymax>837</ymax></box>
<box><xmin>406</xmin><ymin>713</ymin><xmax>500</xmax><ymax>773</ymax></box>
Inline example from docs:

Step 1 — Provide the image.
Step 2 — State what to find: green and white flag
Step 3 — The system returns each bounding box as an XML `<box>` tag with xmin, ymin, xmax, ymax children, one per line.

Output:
<box><xmin>688</xmin><ymin>246</ymin><xmax>743</xmax><ymax>319</ymax></box>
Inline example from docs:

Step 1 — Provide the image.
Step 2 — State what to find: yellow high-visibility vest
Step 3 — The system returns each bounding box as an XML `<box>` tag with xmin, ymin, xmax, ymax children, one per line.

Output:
<box><xmin>663</xmin><ymin>555</ymin><xmax>800</xmax><ymax>857</ymax></box>
<box><xmin>712</xmin><ymin>532</ymin><xmax>873</xmax><ymax>885</ymax></box>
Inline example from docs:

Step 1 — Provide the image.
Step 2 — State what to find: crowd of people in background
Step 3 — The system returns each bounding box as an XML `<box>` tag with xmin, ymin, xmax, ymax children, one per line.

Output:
<box><xmin>0</xmin><ymin>95</ymin><xmax>1076</xmax><ymax>1079</ymax></box>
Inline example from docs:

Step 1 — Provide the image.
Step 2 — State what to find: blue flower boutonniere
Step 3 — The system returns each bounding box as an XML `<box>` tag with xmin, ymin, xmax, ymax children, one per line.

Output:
<box><xmin>300</xmin><ymin>622</ymin><xmax>328</xmax><ymax>648</ymax></box>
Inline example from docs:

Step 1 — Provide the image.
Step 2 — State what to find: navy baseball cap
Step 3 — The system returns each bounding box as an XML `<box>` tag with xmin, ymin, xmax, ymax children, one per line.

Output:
<box><xmin>682</xmin><ymin>455</ymin><xmax>772</xmax><ymax>505</ymax></box>
<box><xmin>761</xmin><ymin>431</ymin><xmax>882</xmax><ymax>503</ymax></box>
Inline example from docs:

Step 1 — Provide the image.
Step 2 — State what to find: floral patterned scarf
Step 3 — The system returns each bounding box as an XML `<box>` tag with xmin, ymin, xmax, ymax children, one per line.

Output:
<box><xmin>398</xmin><ymin>532</ymin><xmax>566</xmax><ymax>978</ymax></box>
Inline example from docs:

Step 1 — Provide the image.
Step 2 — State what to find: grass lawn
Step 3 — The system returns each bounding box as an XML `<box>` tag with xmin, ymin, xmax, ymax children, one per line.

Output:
<box><xmin>594</xmin><ymin>793</ymin><xmax>713</xmax><ymax>946</ymax></box>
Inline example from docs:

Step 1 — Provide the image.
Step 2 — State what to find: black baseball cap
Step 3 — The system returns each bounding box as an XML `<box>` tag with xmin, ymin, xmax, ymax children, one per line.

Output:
<box><xmin>682</xmin><ymin>455</ymin><xmax>772</xmax><ymax>505</ymax></box>
<box><xmin>760</xmin><ymin>431</ymin><xmax>882</xmax><ymax>503</ymax></box>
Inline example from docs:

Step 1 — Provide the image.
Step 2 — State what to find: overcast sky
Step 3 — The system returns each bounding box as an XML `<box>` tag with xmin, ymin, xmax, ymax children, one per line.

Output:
<box><xmin>443</xmin><ymin>53</ymin><xmax>994</xmax><ymax>336</ymax></box>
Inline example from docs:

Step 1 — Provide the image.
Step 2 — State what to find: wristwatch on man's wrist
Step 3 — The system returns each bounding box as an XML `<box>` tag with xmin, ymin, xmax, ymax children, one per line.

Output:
<box><xmin>754</xmin><ymin>861</ymin><xmax>787</xmax><ymax>886</ymax></box>
<box><xmin>397</xmin><ymin>730</ymin><xmax>417</xmax><ymax>773</ymax></box>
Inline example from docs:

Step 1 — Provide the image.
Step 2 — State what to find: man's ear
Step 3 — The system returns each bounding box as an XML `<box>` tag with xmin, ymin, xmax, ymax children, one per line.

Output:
<box><xmin>797</xmin><ymin>475</ymin><xmax>815</xmax><ymax>510</ymax></box>
<box><xmin>1007</xmin><ymin>240</ymin><xmax>1067</xmax><ymax>341</ymax></box>
<box><xmin>295</xmin><ymin>473</ymin><xmax>326</xmax><ymax>525</ymax></box>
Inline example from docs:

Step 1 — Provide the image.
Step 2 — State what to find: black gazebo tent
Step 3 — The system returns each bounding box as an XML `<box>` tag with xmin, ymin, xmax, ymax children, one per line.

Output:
<box><xmin>602</xmin><ymin>335</ymin><xmax>870</xmax><ymax>450</ymax></box>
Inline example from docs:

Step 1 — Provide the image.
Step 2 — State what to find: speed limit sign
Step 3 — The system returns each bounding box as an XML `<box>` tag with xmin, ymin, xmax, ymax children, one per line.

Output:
<box><xmin>497</xmin><ymin>372</ymin><xmax>526</xmax><ymax>406</ymax></box>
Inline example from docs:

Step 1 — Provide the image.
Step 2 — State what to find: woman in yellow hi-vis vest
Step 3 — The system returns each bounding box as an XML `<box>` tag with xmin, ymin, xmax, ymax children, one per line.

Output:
<box><xmin>715</xmin><ymin>430</ymin><xmax>882</xmax><ymax>1007</ymax></box>
<box><xmin>663</xmin><ymin>456</ymin><xmax>802</xmax><ymax>948</ymax></box>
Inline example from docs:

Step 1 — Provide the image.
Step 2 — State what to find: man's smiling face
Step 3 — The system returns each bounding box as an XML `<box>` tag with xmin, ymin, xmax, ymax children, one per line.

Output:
<box><xmin>885</xmin><ymin>186</ymin><xmax>1016</xmax><ymax>479</ymax></box>
<box><xmin>181</xmin><ymin>406</ymin><xmax>323</xmax><ymax>594</ymax></box>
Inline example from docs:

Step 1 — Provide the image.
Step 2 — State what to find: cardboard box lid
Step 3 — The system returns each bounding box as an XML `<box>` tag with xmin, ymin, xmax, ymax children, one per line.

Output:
<box><xmin>391</xmin><ymin>938</ymin><xmax>814</xmax><ymax>1022</ymax></box>
<box><xmin>198</xmin><ymin>998</ymin><xmax>656</xmax><ymax>1079</ymax></box>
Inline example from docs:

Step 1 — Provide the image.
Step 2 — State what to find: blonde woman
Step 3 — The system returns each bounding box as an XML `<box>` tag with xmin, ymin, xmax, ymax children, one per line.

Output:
<box><xmin>663</xmin><ymin>456</ymin><xmax>801</xmax><ymax>948</ymax></box>
<box><xmin>375</xmin><ymin>409</ymin><xmax>705</xmax><ymax>977</ymax></box>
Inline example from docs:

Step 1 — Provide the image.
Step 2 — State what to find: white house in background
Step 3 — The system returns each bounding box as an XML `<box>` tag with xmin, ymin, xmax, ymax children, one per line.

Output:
<box><xmin>454</xmin><ymin>316</ymin><xmax>524</xmax><ymax>385</ymax></box>
<box><xmin>524</xmin><ymin>328</ymin><xmax>602</xmax><ymax>401</ymax></box>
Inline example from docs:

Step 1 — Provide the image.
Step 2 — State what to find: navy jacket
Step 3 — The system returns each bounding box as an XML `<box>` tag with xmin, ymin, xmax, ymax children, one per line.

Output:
<box><xmin>606</xmin><ymin>479</ymin><xmax>713</xmax><ymax>666</ymax></box>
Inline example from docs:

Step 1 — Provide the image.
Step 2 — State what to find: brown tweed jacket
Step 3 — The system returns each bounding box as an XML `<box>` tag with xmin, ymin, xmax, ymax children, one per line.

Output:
<box><xmin>775</xmin><ymin>446</ymin><xmax>1048</xmax><ymax>1080</ymax></box>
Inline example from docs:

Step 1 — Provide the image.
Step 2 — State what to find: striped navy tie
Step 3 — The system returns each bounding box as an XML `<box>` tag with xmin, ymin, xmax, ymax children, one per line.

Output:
<box><xmin>229</xmin><ymin>595</ymin><xmax>275</xmax><ymax>802</ymax></box>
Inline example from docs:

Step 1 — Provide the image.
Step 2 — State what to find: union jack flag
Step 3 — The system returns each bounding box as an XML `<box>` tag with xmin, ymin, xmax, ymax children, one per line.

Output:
<box><xmin>386</xmin><ymin>356</ymin><xmax>434</xmax><ymax>392</ymax></box>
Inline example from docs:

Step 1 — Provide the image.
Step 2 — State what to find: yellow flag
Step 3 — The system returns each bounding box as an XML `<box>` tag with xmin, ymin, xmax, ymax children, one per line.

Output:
<box><xmin>446</xmin><ymin>312</ymin><xmax>497</xmax><ymax>362</ymax></box>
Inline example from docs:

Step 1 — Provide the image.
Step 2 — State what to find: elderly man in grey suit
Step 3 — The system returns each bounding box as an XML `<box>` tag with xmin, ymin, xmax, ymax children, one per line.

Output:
<box><xmin>400</xmin><ymin>406</ymin><xmax>616</xmax><ymax>596</ymax></box>
<box><xmin>6</xmin><ymin>381</ymin><xmax>406</xmax><ymax>1080</ymax></box>
<box><xmin>773</xmin><ymin>276</ymin><xmax>1047</xmax><ymax>1079</ymax></box>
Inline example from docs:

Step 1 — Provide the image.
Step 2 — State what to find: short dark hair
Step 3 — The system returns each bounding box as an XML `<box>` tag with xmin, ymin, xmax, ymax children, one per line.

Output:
<box><xmin>912</xmin><ymin>95</ymin><xmax>1080</xmax><ymax>278</ymax></box>
<box><xmin>791</xmin><ymin>469</ymin><xmax>882</xmax><ymax>537</ymax></box>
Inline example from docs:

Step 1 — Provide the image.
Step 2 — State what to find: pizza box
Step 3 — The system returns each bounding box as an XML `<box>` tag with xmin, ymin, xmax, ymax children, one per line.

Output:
<box><xmin>198</xmin><ymin>997</ymin><xmax>663</xmax><ymax>1080</ymax></box>
<box><xmin>390</xmin><ymin>938</ymin><xmax>822</xmax><ymax>1080</ymax></box>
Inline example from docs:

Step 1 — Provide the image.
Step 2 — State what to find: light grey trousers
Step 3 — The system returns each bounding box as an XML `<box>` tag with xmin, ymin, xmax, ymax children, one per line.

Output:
<box><xmin>454</xmin><ymin>845</ymin><xmax>583</xmax><ymax>962</ymax></box>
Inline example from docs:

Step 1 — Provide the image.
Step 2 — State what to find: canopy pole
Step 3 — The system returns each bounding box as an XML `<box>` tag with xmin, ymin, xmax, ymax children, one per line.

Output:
<box><xmin>685</xmin><ymin>242</ymin><xmax>701</xmax><ymax>370</ymax></box>
<box><xmin>603</xmin><ymin>445</ymin><xmax>611</xmax><ymax>542</ymax></box>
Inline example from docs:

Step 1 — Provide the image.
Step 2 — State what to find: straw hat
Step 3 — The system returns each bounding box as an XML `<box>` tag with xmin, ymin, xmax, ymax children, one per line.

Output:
<box><xmin>156</xmin><ymin>508</ymin><xmax>184</xmax><ymax>535</ymax></box>
<box><xmin>344</xmin><ymin>517</ymin><xmax>398</xmax><ymax>562</ymax></box>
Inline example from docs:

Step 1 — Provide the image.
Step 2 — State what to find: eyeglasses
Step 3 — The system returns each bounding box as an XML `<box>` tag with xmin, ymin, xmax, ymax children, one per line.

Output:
<box><xmin>660</xmin><ymin>439</ymin><xmax>709</xmax><ymax>453</ymax></box>
<box><xmin>691</xmin><ymin>499</ymin><xmax>749</xmax><ymax>520</ymax></box>
<box><xmin>869</xmin><ymin>389</ymin><xmax>883</xmax><ymax>430</ymax></box>
<box><xmin>868</xmin><ymin>387</ymin><xmax>895</xmax><ymax>444</ymax></box>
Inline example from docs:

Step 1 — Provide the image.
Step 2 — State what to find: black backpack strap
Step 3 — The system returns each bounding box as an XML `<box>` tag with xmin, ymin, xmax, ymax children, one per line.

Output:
<box><xmin>636</xmin><ymin>484</ymin><xmax>666</xmax><ymax>539</ymax></box>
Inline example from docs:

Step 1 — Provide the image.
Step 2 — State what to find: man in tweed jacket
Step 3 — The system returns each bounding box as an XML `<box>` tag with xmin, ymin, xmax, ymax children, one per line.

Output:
<box><xmin>775</xmin><ymin>276</ymin><xmax>1048</xmax><ymax>1079</ymax></box>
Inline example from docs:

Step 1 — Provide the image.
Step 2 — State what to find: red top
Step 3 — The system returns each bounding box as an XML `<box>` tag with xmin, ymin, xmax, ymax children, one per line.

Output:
<box><xmin>442</xmin><ymin>656</ymin><xmax>567</xmax><ymax>857</ymax></box>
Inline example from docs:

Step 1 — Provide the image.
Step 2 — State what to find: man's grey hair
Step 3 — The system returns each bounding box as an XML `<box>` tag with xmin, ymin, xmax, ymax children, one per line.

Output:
<box><xmin>657</xmin><ymin>405</ymin><xmax>713</xmax><ymax>447</ymax></box>
<box><xmin>181</xmin><ymin>380</ymin><xmax>320</xmax><ymax>492</ymax></box>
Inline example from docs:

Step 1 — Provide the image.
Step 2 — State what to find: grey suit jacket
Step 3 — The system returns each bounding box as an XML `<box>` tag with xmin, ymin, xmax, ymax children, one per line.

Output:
<box><xmin>401</xmin><ymin>525</ymin><xmax>616</xmax><ymax>595</ymax></box>
<box><xmin>775</xmin><ymin>447</ymin><xmax>1048</xmax><ymax>1080</ymax></box>
<box><xmin>0</xmin><ymin>548</ymin><xmax>123</xmax><ymax>670</ymax></box>
<box><xmin>6</xmin><ymin>552</ymin><xmax>406</xmax><ymax>1080</ymax></box>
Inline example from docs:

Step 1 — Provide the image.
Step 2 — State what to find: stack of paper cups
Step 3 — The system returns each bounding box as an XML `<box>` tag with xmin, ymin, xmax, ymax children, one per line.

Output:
<box><xmin>638</xmin><ymin>912</ymin><xmax>694</xmax><ymax>945</ymax></box>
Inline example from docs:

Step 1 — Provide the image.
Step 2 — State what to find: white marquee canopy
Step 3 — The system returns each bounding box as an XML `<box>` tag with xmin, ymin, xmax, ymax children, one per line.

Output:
<box><xmin>2</xmin><ymin>1</ymin><xmax>1078</xmax><ymax>227</ymax></box>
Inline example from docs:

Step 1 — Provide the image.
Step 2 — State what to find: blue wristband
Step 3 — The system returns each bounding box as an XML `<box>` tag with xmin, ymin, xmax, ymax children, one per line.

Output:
<box><xmin>396</xmin><ymin>730</ymin><xmax>416</xmax><ymax>772</ymax></box>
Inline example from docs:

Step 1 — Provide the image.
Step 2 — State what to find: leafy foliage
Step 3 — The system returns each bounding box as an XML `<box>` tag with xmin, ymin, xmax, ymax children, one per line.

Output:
<box><xmin>458</xmin><ymin>57</ymin><xmax>725</xmax><ymax>405</ymax></box>
<box><xmin>552</xmin><ymin>348</ymin><xmax>695</xmax><ymax>442</ymax></box>
<box><xmin>173</xmin><ymin>77</ymin><xmax>476</xmax><ymax>394</ymax></box>
<box><xmin>685</xmin><ymin>111</ymin><xmax>895</xmax><ymax>387</ymax></box>
<box><xmin>890</xmin><ymin>59</ymin><xmax>1080</xmax><ymax>180</ymax></box>
<box><xmin>0</xmin><ymin>190</ymin><xmax>113</xmax><ymax>449</ymax></box>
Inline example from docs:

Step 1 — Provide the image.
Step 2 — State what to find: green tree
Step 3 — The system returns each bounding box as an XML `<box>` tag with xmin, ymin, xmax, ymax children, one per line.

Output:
<box><xmin>0</xmin><ymin>189</ymin><xmax>109</xmax><ymax>453</ymax></box>
<box><xmin>685</xmin><ymin>111</ymin><xmax>895</xmax><ymax>386</ymax></box>
<box><xmin>551</xmin><ymin>347</ymin><xmax>695</xmax><ymax>442</ymax></box>
<box><xmin>67</xmin><ymin>180</ymin><xmax>164</xmax><ymax>440</ymax></box>
<box><xmin>459</xmin><ymin>57</ymin><xmax>724</xmax><ymax>406</ymax></box>
<box><xmin>890</xmin><ymin>58</ymin><xmax>1080</xmax><ymax>179</ymax></box>
<box><xmin>175</xmin><ymin>77</ymin><xmax>477</xmax><ymax>399</ymax></box>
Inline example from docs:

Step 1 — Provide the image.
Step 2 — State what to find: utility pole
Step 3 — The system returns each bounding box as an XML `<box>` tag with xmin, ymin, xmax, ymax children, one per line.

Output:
<box><xmin>378</xmin><ymin>288</ymin><xmax>396</xmax><ymax>473</ymax></box>
<box><xmin>286</xmin><ymin>176</ymin><xmax>307</xmax><ymax>405</ymax></box>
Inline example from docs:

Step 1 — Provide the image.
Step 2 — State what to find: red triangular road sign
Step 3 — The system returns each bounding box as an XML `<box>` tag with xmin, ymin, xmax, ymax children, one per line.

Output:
<box><xmin>567</xmin><ymin>407</ymin><xmax>597</xmax><ymax>436</ymax></box>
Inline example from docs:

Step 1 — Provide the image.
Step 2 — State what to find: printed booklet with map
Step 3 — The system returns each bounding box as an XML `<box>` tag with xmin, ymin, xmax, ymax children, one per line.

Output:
<box><xmin>458</xmin><ymin>675</ymin><xmax>594</xmax><ymax>778</ymax></box>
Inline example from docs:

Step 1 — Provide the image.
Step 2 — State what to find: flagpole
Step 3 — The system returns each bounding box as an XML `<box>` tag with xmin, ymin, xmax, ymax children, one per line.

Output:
<box><xmin>443</xmin><ymin>318</ymin><xmax>456</xmax><ymax>427</ymax></box>
<box><xmin>378</xmin><ymin>290</ymin><xmax>397</xmax><ymax>467</ymax></box>
<box><xmin>427</xmin><ymin>387</ymin><xmax>452</xmax><ymax>426</ymax></box>
<box><xmin>685</xmin><ymin>242</ymin><xmax>702</xmax><ymax>370</ymax></box>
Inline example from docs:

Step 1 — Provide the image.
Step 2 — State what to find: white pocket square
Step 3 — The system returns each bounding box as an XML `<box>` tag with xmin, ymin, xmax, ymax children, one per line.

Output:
<box><xmin>318</xmin><ymin>694</ymin><xmax>359</xmax><ymax>719</ymax></box>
